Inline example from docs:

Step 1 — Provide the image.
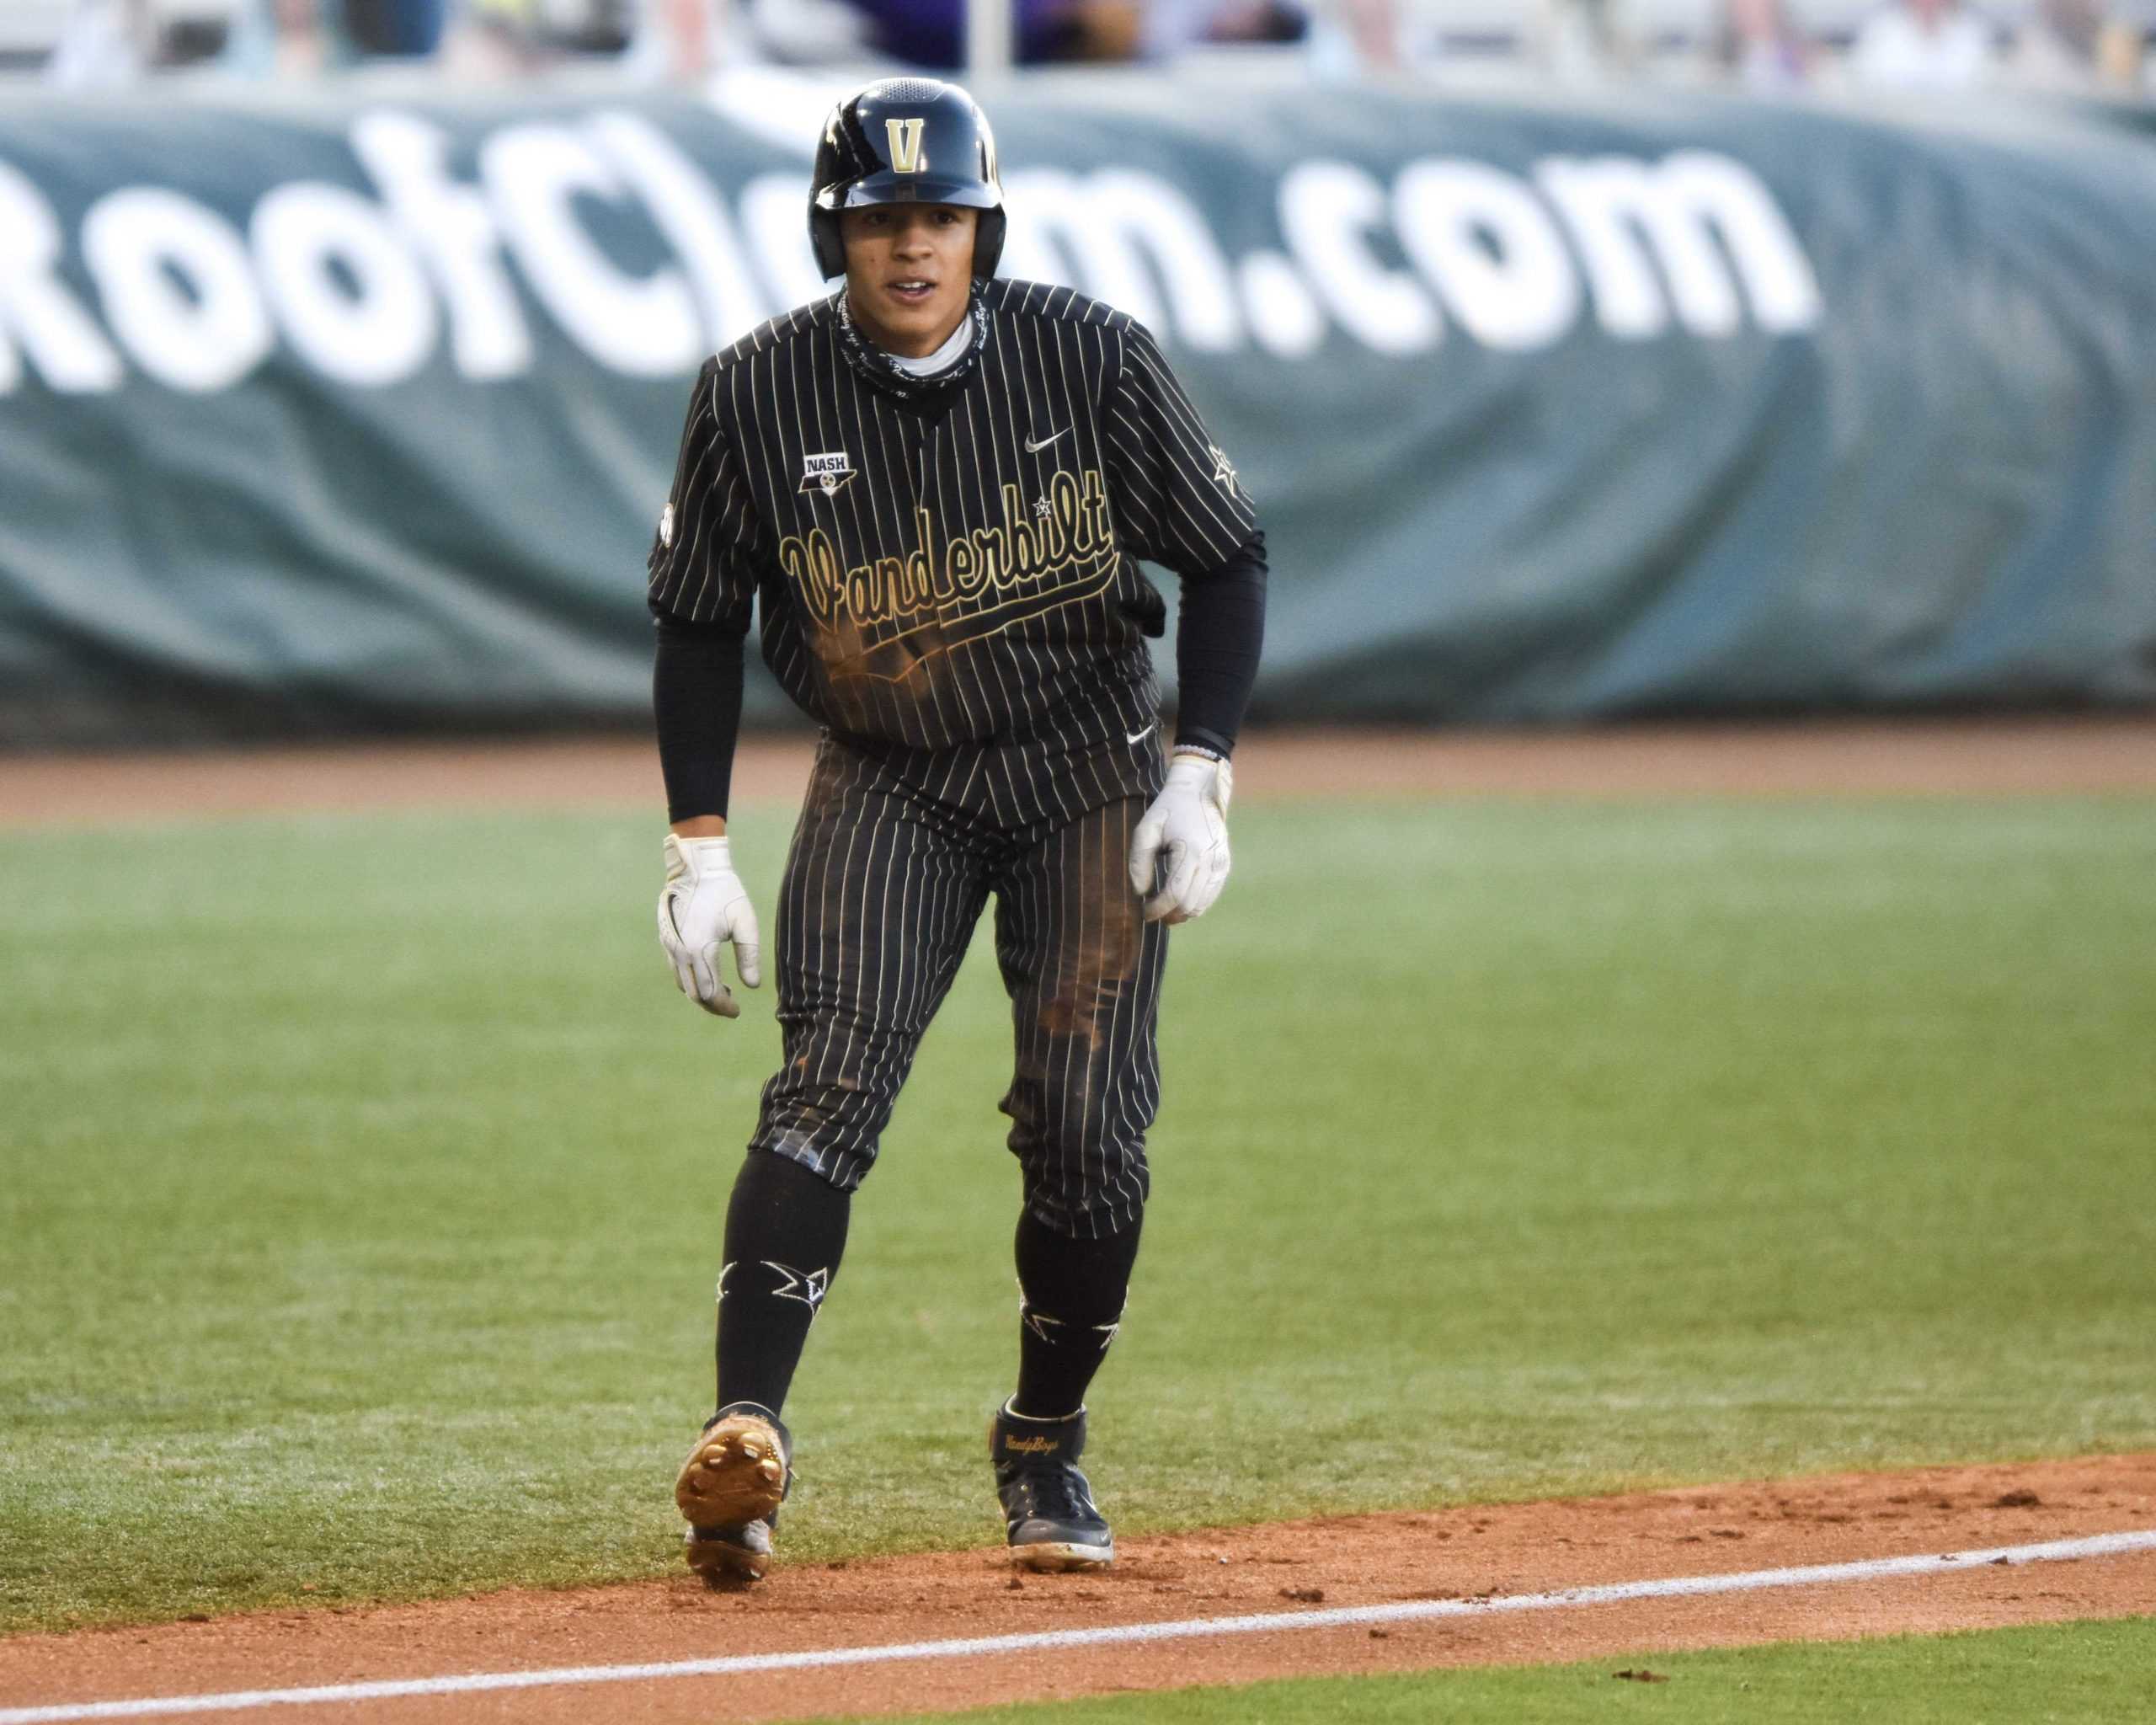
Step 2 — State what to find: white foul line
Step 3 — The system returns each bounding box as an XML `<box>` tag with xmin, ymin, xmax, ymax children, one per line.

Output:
<box><xmin>8</xmin><ymin>1530</ymin><xmax>2153</xmax><ymax>1724</ymax></box>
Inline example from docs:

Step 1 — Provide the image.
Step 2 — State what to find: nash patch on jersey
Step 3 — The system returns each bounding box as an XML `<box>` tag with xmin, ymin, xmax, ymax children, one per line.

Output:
<box><xmin>800</xmin><ymin>451</ymin><xmax>857</xmax><ymax>497</ymax></box>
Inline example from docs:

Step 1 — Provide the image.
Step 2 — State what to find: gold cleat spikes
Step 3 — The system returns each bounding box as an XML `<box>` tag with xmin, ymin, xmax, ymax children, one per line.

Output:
<box><xmin>675</xmin><ymin>1409</ymin><xmax>790</xmax><ymax>1530</ymax></box>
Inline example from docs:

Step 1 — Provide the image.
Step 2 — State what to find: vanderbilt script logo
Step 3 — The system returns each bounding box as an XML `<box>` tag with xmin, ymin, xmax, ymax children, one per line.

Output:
<box><xmin>778</xmin><ymin>467</ymin><xmax>1117</xmax><ymax>676</ymax></box>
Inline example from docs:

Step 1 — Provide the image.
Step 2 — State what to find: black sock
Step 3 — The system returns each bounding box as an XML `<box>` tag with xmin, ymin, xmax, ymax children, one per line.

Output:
<box><xmin>1011</xmin><ymin>1208</ymin><xmax>1142</xmax><ymax>1419</ymax></box>
<box><xmin>714</xmin><ymin>1152</ymin><xmax>851</xmax><ymax>1418</ymax></box>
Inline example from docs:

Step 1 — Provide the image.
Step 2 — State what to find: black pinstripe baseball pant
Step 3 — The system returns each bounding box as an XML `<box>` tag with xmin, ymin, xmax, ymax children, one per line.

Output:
<box><xmin>748</xmin><ymin>732</ymin><xmax>1168</xmax><ymax>1240</ymax></box>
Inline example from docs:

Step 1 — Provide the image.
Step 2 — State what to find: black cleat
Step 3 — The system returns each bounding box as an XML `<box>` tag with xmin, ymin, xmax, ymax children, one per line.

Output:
<box><xmin>683</xmin><ymin>1514</ymin><xmax>776</xmax><ymax>1582</ymax></box>
<box><xmin>990</xmin><ymin>1402</ymin><xmax>1113</xmax><ymax>1572</ymax></box>
<box><xmin>675</xmin><ymin>1402</ymin><xmax>792</xmax><ymax>1583</ymax></box>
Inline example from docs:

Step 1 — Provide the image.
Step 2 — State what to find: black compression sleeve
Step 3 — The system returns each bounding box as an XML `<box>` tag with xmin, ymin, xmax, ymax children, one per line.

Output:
<box><xmin>1173</xmin><ymin>531</ymin><xmax>1267</xmax><ymax>758</ymax></box>
<box><xmin>653</xmin><ymin>613</ymin><xmax>748</xmax><ymax>822</ymax></box>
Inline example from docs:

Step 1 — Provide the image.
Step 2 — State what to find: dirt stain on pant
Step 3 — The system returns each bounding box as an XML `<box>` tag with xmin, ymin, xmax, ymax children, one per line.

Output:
<box><xmin>1032</xmin><ymin>804</ymin><xmax>1144</xmax><ymax>1054</ymax></box>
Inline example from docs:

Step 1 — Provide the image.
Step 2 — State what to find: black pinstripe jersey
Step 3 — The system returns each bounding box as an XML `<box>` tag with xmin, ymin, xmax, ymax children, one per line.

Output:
<box><xmin>645</xmin><ymin>280</ymin><xmax>1258</xmax><ymax>764</ymax></box>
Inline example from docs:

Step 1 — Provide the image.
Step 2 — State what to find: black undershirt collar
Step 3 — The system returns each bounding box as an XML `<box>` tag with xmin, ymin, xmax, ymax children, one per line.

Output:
<box><xmin>835</xmin><ymin>285</ymin><xmax>990</xmax><ymax>412</ymax></box>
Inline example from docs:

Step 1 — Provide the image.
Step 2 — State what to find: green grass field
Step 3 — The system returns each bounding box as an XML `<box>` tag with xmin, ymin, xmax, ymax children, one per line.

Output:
<box><xmin>819</xmin><ymin>1616</ymin><xmax>2156</xmax><ymax>1723</ymax></box>
<box><xmin>3</xmin><ymin>797</ymin><xmax>2153</xmax><ymax>1635</ymax></box>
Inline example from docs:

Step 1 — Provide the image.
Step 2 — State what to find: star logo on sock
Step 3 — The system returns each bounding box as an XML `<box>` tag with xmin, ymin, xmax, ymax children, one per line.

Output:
<box><xmin>1091</xmin><ymin>1316</ymin><xmax>1122</xmax><ymax>1351</ymax></box>
<box><xmin>1022</xmin><ymin>1306</ymin><xmax>1065</xmax><ymax>1344</ymax></box>
<box><xmin>715</xmin><ymin>1263</ymin><xmax>735</xmax><ymax>1305</ymax></box>
<box><xmin>765</xmin><ymin>1260</ymin><xmax>830</xmax><ymax>1316</ymax></box>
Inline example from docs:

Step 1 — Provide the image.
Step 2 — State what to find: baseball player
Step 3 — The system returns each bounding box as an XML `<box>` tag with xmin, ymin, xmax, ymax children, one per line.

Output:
<box><xmin>649</xmin><ymin>77</ymin><xmax>1266</xmax><ymax>1583</ymax></box>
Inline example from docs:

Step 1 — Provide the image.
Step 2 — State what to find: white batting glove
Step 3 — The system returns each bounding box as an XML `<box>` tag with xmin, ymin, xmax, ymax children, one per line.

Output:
<box><xmin>658</xmin><ymin>833</ymin><xmax>762</xmax><ymax>1018</ymax></box>
<box><xmin>1128</xmin><ymin>753</ymin><xmax>1234</xmax><ymax>925</ymax></box>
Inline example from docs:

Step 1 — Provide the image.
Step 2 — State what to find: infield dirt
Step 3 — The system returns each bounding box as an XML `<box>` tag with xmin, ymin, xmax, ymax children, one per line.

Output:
<box><xmin>4</xmin><ymin>1455</ymin><xmax>2154</xmax><ymax>1722</ymax></box>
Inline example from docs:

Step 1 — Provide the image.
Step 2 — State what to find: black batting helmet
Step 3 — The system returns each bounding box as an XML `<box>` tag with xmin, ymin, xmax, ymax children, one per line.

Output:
<box><xmin>808</xmin><ymin>77</ymin><xmax>1006</xmax><ymax>282</ymax></box>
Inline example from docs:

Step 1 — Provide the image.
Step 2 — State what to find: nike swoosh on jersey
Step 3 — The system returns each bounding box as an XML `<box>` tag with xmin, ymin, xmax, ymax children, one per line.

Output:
<box><xmin>1125</xmin><ymin>723</ymin><xmax>1155</xmax><ymax>745</ymax></box>
<box><xmin>1024</xmin><ymin>428</ymin><xmax>1070</xmax><ymax>453</ymax></box>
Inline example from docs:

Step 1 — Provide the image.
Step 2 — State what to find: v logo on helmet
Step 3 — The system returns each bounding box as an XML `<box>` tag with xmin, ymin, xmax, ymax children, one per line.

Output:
<box><xmin>885</xmin><ymin>118</ymin><xmax>926</xmax><ymax>174</ymax></box>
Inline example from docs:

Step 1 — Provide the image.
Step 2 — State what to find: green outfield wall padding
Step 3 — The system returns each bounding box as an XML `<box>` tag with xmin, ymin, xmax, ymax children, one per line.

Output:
<box><xmin>2</xmin><ymin>87</ymin><xmax>2153</xmax><ymax>743</ymax></box>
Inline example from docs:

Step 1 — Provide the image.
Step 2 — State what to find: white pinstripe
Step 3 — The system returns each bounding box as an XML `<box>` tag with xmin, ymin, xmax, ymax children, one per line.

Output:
<box><xmin>648</xmin><ymin>281</ymin><xmax>1251</xmax><ymax>766</ymax></box>
<box><xmin>750</xmin><ymin>737</ymin><xmax>1161</xmax><ymax>1236</ymax></box>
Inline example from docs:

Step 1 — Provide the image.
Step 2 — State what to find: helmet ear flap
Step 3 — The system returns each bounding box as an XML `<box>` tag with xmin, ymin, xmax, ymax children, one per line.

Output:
<box><xmin>973</xmin><ymin>208</ymin><xmax>1006</xmax><ymax>280</ymax></box>
<box><xmin>811</xmin><ymin>206</ymin><xmax>846</xmax><ymax>280</ymax></box>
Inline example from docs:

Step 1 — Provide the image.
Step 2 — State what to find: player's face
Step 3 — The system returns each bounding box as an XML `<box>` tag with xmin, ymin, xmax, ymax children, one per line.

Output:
<box><xmin>840</xmin><ymin>204</ymin><xmax>979</xmax><ymax>358</ymax></box>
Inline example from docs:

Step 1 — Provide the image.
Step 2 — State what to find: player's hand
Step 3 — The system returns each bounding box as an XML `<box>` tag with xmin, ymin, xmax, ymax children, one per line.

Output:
<box><xmin>1129</xmin><ymin>753</ymin><xmax>1233</xmax><ymax>925</ymax></box>
<box><xmin>658</xmin><ymin>833</ymin><xmax>763</xmax><ymax>1018</ymax></box>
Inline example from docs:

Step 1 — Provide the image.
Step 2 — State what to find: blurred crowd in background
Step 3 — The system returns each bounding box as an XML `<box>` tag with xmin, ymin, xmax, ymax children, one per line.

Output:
<box><xmin>8</xmin><ymin>0</ymin><xmax>2153</xmax><ymax>101</ymax></box>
